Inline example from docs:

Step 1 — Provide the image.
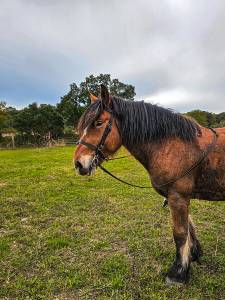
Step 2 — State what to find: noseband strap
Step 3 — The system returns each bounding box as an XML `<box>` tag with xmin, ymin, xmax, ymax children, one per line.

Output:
<box><xmin>77</xmin><ymin>140</ymin><xmax>98</xmax><ymax>152</ymax></box>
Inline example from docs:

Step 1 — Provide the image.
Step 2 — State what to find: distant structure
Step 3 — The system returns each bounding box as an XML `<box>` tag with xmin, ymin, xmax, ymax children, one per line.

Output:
<box><xmin>1</xmin><ymin>129</ymin><xmax>17</xmax><ymax>148</ymax></box>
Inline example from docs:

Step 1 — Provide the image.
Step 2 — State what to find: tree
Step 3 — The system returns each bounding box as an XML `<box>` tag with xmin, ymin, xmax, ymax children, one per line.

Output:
<box><xmin>186</xmin><ymin>110</ymin><xmax>219</xmax><ymax>128</ymax></box>
<box><xmin>186</xmin><ymin>110</ymin><xmax>209</xmax><ymax>127</ymax></box>
<box><xmin>14</xmin><ymin>103</ymin><xmax>39</xmax><ymax>135</ymax></box>
<box><xmin>110</xmin><ymin>78</ymin><xmax>135</xmax><ymax>99</ymax></box>
<box><xmin>80</xmin><ymin>73</ymin><xmax>135</xmax><ymax>105</ymax></box>
<box><xmin>216</xmin><ymin>112</ymin><xmax>225</xmax><ymax>124</ymax></box>
<box><xmin>33</xmin><ymin>104</ymin><xmax>64</xmax><ymax>138</ymax></box>
<box><xmin>57</xmin><ymin>83</ymin><xmax>83</xmax><ymax>128</ymax></box>
<box><xmin>57</xmin><ymin>74</ymin><xmax>136</xmax><ymax>127</ymax></box>
<box><xmin>14</xmin><ymin>103</ymin><xmax>64</xmax><ymax>145</ymax></box>
<box><xmin>0</xmin><ymin>101</ymin><xmax>7</xmax><ymax>130</ymax></box>
<box><xmin>205</xmin><ymin>111</ymin><xmax>216</xmax><ymax>127</ymax></box>
<box><xmin>4</xmin><ymin>106</ymin><xmax>18</xmax><ymax>129</ymax></box>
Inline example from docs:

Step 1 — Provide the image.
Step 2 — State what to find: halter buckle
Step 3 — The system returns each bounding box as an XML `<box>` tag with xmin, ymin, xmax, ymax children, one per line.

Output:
<box><xmin>97</xmin><ymin>145</ymin><xmax>103</xmax><ymax>151</ymax></box>
<box><xmin>90</xmin><ymin>154</ymin><xmax>99</xmax><ymax>169</ymax></box>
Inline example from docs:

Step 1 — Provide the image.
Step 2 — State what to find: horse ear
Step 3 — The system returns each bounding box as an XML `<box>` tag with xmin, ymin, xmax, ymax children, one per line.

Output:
<box><xmin>100</xmin><ymin>84</ymin><xmax>111</xmax><ymax>107</ymax></box>
<box><xmin>89</xmin><ymin>92</ymin><xmax>98</xmax><ymax>103</ymax></box>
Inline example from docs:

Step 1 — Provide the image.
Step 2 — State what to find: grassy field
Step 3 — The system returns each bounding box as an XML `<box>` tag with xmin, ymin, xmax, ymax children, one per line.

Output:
<box><xmin>0</xmin><ymin>146</ymin><xmax>225</xmax><ymax>300</ymax></box>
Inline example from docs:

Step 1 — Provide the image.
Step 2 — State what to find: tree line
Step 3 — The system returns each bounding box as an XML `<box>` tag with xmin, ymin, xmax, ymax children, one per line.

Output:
<box><xmin>0</xmin><ymin>74</ymin><xmax>135</xmax><ymax>147</ymax></box>
<box><xmin>1</xmin><ymin>73</ymin><xmax>225</xmax><ymax>148</ymax></box>
<box><xmin>185</xmin><ymin>110</ymin><xmax>225</xmax><ymax>128</ymax></box>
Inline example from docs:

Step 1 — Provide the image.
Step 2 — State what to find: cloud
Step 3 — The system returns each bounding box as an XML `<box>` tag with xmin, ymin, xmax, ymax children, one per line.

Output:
<box><xmin>143</xmin><ymin>89</ymin><xmax>225</xmax><ymax>113</ymax></box>
<box><xmin>0</xmin><ymin>0</ymin><xmax>225</xmax><ymax>112</ymax></box>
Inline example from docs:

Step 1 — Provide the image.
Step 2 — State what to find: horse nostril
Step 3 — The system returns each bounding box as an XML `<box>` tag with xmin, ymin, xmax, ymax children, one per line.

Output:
<box><xmin>75</xmin><ymin>160</ymin><xmax>83</xmax><ymax>170</ymax></box>
<box><xmin>75</xmin><ymin>160</ymin><xmax>89</xmax><ymax>176</ymax></box>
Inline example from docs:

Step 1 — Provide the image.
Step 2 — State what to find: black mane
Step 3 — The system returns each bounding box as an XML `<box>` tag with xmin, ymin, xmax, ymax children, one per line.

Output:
<box><xmin>78</xmin><ymin>96</ymin><xmax>201</xmax><ymax>147</ymax></box>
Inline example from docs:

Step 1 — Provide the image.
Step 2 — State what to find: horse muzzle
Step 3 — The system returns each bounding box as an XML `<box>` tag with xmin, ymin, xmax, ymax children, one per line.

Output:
<box><xmin>74</xmin><ymin>160</ymin><xmax>89</xmax><ymax>175</ymax></box>
<box><xmin>74</xmin><ymin>159</ymin><xmax>96</xmax><ymax>176</ymax></box>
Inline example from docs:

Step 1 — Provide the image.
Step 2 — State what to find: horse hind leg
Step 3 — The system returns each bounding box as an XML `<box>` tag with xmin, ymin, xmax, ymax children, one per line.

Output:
<box><xmin>189</xmin><ymin>216</ymin><xmax>203</xmax><ymax>263</ymax></box>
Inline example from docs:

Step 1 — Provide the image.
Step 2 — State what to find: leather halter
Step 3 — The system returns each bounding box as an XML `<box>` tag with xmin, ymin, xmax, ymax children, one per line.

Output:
<box><xmin>76</xmin><ymin>111</ymin><xmax>114</xmax><ymax>168</ymax></box>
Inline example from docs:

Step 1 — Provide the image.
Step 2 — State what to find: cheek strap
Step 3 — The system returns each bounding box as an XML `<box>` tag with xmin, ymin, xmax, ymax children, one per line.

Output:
<box><xmin>76</xmin><ymin>113</ymin><xmax>114</xmax><ymax>161</ymax></box>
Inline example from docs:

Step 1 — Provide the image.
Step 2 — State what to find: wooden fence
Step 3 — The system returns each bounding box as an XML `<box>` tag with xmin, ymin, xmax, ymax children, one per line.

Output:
<box><xmin>0</xmin><ymin>137</ymin><xmax>78</xmax><ymax>149</ymax></box>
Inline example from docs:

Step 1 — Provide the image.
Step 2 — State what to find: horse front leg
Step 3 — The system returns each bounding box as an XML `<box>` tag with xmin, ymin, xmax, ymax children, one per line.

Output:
<box><xmin>166</xmin><ymin>193</ymin><xmax>192</xmax><ymax>284</ymax></box>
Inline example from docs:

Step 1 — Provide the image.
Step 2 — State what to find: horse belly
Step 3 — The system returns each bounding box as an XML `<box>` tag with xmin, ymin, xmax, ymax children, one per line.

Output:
<box><xmin>193</xmin><ymin>153</ymin><xmax>225</xmax><ymax>201</ymax></box>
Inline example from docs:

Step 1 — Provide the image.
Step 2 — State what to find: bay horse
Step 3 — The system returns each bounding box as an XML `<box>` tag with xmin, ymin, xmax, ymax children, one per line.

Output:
<box><xmin>74</xmin><ymin>84</ymin><xmax>225</xmax><ymax>284</ymax></box>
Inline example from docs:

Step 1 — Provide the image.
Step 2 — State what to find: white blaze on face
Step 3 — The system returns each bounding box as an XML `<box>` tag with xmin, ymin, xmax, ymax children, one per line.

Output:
<box><xmin>77</xmin><ymin>127</ymin><xmax>95</xmax><ymax>171</ymax></box>
<box><xmin>79</xmin><ymin>154</ymin><xmax>93</xmax><ymax>169</ymax></box>
<box><xmin>83</xmin><ymin>127</ymin><xmax>88</xmax><ymax>136</ymax></box>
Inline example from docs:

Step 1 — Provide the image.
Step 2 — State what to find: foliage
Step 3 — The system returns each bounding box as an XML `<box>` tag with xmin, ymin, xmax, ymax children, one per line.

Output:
<box><xmin>213</xmin><ymin>112</ymin><xmax>225</xmax><ymax>128</ymax></box>
<box><xmin>0</xmin><ymin>147</ymin><xmax>225</xmax><ymax>299</ymax></box>
<box><xmin>0</xmin><ymin>101</ymin><xmax>7</xmax><ymax>130</ymax></box>
<box><xmin>57</xmin><ymin>74</ymin><xmax>136</xmax><ymax>127</ymax></box>
<box><xmin>13</xmin><ymin>103</ymin><xmax>38</xmax><ymax>135</ymax></box>
<box><xmin>0</xmin><ymin>102</ymin><xmax>19</xmax><ymax>134</ymax></box>
<box><xmin>186</xmin><ymin>110</ymin><xmax>217</xmax><ymax>127</ymax></box>
<box><xmin>57</xmin><ymin>83</ymin><xmax>83</xmax><ymax>128</ymax></box>
<box><xmin>13</xmin><ymin>103</ymin><xmax>64</xmax><ymax>145</ymax></box>
<box><xmin>186</xmin><ymin>110</ymin><xmax>206</xmax><ymax>127</ymax></box>
<box><xmin>84</xmin><ymin>74</ymin><xmax>136</xmax><ymax>101</ymax></box>
<box><xmin>3</xmin><ymin>106</ymin><xmax>18</xmax><ymax>129</ymax></box>
<box><xmin>34</xmin><ymin>104</ymin><xmax>64</xmax><ymax>137</ymax></box>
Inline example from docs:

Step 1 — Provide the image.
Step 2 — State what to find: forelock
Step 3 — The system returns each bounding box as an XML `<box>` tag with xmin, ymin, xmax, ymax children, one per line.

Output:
<box><xmin>77</xmin><ymin>100</ymin><xmax>103</xmax><ymax>133</ymax></box>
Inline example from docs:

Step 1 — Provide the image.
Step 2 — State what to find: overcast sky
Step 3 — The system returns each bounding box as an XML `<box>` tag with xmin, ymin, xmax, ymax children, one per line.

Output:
<box><xmin>1</xmin><ymin>0</ymin><xmax>225</xmax><ymax>112</ymax></box>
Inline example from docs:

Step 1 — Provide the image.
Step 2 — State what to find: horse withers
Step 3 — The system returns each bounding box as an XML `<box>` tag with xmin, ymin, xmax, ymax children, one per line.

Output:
<box><xmin>74</xmin><ymin>84</ymin><xmax>225</xmax><ymax>284</ymax></box>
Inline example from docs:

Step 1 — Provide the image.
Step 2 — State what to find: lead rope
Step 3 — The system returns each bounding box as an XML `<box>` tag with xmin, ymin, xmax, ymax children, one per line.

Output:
<box><xmin>98</xmin><ymin>163</ymin><xmax>151</xmax><ymax>188</ymax></box>
<box><xmin>108</xmin><ymin>155</ymin><xmax>131</xmax><ymax>161</ymax></box>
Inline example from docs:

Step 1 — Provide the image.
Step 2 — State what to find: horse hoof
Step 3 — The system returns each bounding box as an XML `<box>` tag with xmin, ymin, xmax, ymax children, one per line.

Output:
<box><xmin>166</xmin><ymin>276</ymin><xmax>185</xmax><ymax>286</ymax></box>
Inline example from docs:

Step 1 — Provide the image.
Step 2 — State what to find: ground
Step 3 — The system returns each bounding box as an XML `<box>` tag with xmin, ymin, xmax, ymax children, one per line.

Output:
<box><xmin>0</xmin><ymin>146</ymin><xmax>225</xmax><ymax>300</ymax></box>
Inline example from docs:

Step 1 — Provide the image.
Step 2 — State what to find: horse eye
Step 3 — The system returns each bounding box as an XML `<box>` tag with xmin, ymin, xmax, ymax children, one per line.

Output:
<box><xmin>95</xmin><ymin>120</ymin><xmax>103</xmax><ymax>128</ymax></box>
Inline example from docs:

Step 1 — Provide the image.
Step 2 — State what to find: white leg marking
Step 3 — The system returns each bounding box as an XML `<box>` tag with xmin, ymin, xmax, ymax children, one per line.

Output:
<box><xmin>181</xmin><ymin>216</ymin><xmax>193</xmax><ymax>267</ymax></box>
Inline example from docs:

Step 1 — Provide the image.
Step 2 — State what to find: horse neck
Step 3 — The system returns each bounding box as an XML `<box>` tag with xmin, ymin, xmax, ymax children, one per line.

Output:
<box><xmin>124</xmin><ymin>142</ymin><xmax>155</xmax><ymax>171</ymax></box>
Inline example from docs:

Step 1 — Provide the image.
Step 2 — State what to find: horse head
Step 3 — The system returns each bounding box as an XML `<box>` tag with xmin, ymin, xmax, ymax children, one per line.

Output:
<box><xmin>74</xmin><ymin>85</ymin><xmax>122</xmax><ymax>175</ymax></box>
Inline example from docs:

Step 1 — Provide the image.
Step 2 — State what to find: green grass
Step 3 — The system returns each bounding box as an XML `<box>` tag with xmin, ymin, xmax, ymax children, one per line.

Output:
<box><xmin>0</xmin><ymin>146</ymin><xmax>225</xmax><ymax>299</ymax></box>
